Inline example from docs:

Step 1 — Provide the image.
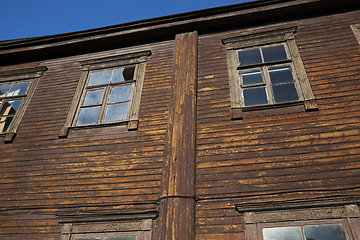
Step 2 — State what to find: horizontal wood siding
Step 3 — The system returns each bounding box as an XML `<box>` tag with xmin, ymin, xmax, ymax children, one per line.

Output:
<box><xmin>196</xmin><ymin>10</ymin><xmax>360</xmax><ymax>239</ymax></box>
<box><xmin>0</xmin><ymin>41</ymin><xmax>174</xmax><ymax>238</ymax></box>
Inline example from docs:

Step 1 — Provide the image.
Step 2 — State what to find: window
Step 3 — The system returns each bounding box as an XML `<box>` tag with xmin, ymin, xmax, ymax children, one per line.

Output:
<box><xmin>236</xmin><ymin>196</ymin><xmax>360</xmax><ymax>240</ymax></box>
<box><xmin>0</xmin><ymin>66</ymin><xmax>47</xmax><ymax>143</ymax></box>
<box><xmin>58</xmin><ymin>213</ymin><xmax>156</xmax><ymax>240</ymax></box>
<box><xmin>71</xmin><ymin>232</ymin><xmax>141</xmax><ymax>240</ymax></box>
<box><xmin>350</xmin><ymin>24</ymin><xmax>360</xmax><ymax>44</ymax></box>
<box><xmin>75</xmin><ymin>66</ymin><xmax>136</xmax><ymax>126</ymax></box>
<box><xmin>223</xmin><ymin>27</ymin><xmax>318</xmax><ymax>119</ymax></box>
<box><xmin>59</xmin><ymin>51</ymin><xmax>151</xmax><ymax>138</ymax></box>
<box><xmin>262</xmin><ymin>222</ymin><xmax>348</xmax><ymax>240</ymax></box>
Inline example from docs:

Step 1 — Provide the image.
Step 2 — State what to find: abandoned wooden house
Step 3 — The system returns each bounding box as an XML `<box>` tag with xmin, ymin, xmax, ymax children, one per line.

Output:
<box><xmin>1</xmin><ymin>0</ymin><xmax>360</xmax><ymax>239</ymax></box>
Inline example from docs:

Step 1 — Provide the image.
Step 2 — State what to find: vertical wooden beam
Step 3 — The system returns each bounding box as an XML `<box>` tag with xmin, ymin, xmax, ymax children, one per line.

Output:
<box><xmin>158</xmin><ymin>31</ymin><xmax>198</xmax><ymax>240</ymax></box>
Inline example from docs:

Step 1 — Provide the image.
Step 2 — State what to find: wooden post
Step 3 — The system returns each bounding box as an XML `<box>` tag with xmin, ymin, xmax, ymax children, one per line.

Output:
<box><xmin>158</xmin><ymin>31</ymin><xmax>198</xmax><ymax>240</ymax></box>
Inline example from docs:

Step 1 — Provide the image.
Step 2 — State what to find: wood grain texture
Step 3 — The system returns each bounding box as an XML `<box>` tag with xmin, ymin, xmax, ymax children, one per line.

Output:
<box><xmin>0</xmin><ymin>40</ymin><xmax>175</xmax><ymax>238</ymax></box>
<box><xmin>195</xmin><ymin>9</ymin><xmax>360</xmax><ymax>240</ymax></box>
<box><xmin>158</xmin><ymin>31</ymin><xmax>198</xmax><ymax>240</ymax></box>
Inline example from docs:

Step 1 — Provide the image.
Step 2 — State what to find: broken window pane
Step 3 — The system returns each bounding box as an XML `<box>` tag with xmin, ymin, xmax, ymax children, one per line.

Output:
<box><xmin>303</xmin><ymin>224</ymin><xmax>347</xmax><ymax>240</ymax></box>
<box><xmin>83</xmin><ymin>89</ymin><xmax>104</xmax><ymax>105</ymax></box>
<box><xmin>76</xmin><ymin>106</ymin><xmax>101</xmax><ymax>125</ymax></box>
<box><xmin>112</xmin><ymin>67</ymin><xmax>135</xmax><ymax>83</ymax></box>
<box><xmin>104</xmin><ymin>102</ymin><xmax>129</xmax><ymax>122</ymax></box>
<box><xmin>263</xmin><ymin>45</ymin><xmax>287</xmax><ymax>63</ymax></box>
<box><xmin>263</xmin><ymin>226</ymin><xmax>303</xmax><ymax>240</ymax></box>
<box><xmin>243</xmin><ymin>86</ymin><xmax>268</xmax><ymax>106</ymax></box>
<box><xmin>88</xmin><ymin>70</ymin><xmax>112</xmax><ymax>86</ymax></box>
<box><xmin>238</xmin><ymin>48</ymin><xmax>262</xmax><ymax>66</ymax></box>
<box><xmin>242</xmin><ymin>69</ymin><xmax>263</xmax><ymax>86</ymax></box>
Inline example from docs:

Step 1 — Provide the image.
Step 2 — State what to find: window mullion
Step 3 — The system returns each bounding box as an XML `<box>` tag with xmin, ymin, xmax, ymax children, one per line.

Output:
<box><xmin>300</xmin><ymin>226</ymin><xmax>306</xmax><ymax>240</ymax></box>
<box><xmin>98</xmin><ymin>85</ymin><xmax>111</xmax><ymax>123</ymax></box>
<box><xmin>262</xmin><ymin>66</ymin><xmax>274</xmax><ymax>105</ymax></box>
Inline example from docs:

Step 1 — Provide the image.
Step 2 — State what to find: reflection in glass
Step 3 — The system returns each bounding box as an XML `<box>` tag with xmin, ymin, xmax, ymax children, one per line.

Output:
<box><xmin>0</xmin><ymin>116</ymin><xmax>13</xmax><ymax>132</ymax></box>
<box><xmin>6</xmin><ymin>82</ymin><xmax>30</xmax><ymax>96</ymax></box>
<box><xmin>272</xmin><ymin>83</ymin><xmax>299</xmax><ymax>103</ymax></box>
<box><xmin>108</xmin><ymin>85</ymin><xmax>133</xmax><ymax>104</ymax></box>
<box><xmin>2</xmin><ymin>100</ymin><xmax>22</xmax><ymax>115</ymax></box>
<box><xmin>263</xmin><ymin>226</ymin><xmax>303</xmax><ymax>240</ymax></box>
<box><xmin>104</xmin><ymin>102</ymin><xmax>129</xmax><ymax>122</ymax></box>
<box><xmin>243</xmin><ymin>87</ymin><xmax>268</xmax><ymax>106</ymax></box>
<box><xmin>88</xmin><ymin>70</ymin><xmax>112</xmax><ymax>86</ymax></box>
<box><xmin>0</xmin><ymin>84</ymin><xmax>11</xmax><ymax>97</ymax></box>
<box><xmin>263</xmin><ymin>45</ymin><xmax>287</xmax><ymax>63</ymax></box>
<box><xmin>0</xmin><ymin>100</ymin><xmax>22</xmax><ymax>132</ymax></box>
<box><xmin>83</xmin><ymin>89</ymin><xmax>104</xmax><ymax>105</ymax></box>
<box><xmin>108</xmin><ymin>236</ymin><xmax>137</xmax><ymax>240</ymax></box>
<box><xmin>112</xmin><ymin>67</ymin><xmax>135</xmax><ymax>83</ymax></box>
<box><xmin>242</xmin><ymin>70</ymin><xmax>263</xmax><ymax>86</ymax></box>
<box><xmin>269</xmin><ymin>66</ymin><xmax>294</xmax><ymax>84</ymax></box>
<box><xmin>76</xmin><ymin>106</ymin><xmax>101</xmax><ymax>125</ymax></box>
<box><xmin>76</xmin><ymin>238</ymin><xmax>102</xmax><ymax>240</ymax></box>
<box><xmin>303</xmin><ymin>224</ymin><xmax>347</xmax><ymax>240</ymax></box>
<box><xmin>238</xmin><ymin>48</ymin><xmax>262</xmax><ymax>66</ymax></box>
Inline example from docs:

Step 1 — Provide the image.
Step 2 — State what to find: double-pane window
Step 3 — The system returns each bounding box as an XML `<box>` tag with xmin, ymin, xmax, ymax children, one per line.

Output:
<box><xmin>0</xmin><ymin>81</ymin><xmax>31</xmax><ymax>132</ymax></box>
<box><xmin>238</xmin><ymin>44</ymin><xmax>301</xmax><ymax>107</ymax></box>
<box><xmin>75</xmin><ymin>66</ymin><xmax>136</xmax><ymax>126</ymax></box>
<box><xmin>72</xmin><ymin>236</ymin><xmax>136</xmax><ymax>240</ymax></box>
<box><xmin>263</xmin><ymin>224</ymin><xmax>348</xmax><ymax>240</ymax></box>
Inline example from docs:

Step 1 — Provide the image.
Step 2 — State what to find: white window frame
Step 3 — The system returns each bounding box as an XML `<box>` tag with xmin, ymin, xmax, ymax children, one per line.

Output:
<box><xmin>223</xmin><ymin>27</ymin><xmax>318</xmax><ymax>120</ymax></box>
<box><xmin>59</xmin><ymin>51</ymin><xmax>151</xmax><ymax>138</ymax></box>
<box><xmin>0</xmin><ymin>66</ymin><xmax>47</xmax><ymax>143</ymax></box>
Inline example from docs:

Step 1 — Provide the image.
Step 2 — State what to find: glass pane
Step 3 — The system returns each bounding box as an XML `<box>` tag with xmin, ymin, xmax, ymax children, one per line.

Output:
<box><xmin>104</xmin><ymin>102</ymin><xmax>129</xmax><ymax>122</ymax></box>
<box><xmin>76</xmin><ymin>238</ymin><xmax>102</xmax><ymax>240</ymax></box>
<box><xmin>0</xmin><ymin>116</ymin><xmax>14</xmax><ymax>132</ymax></box>
<box><xmin>273</xmin><ymin>83</ymin><xmax>299</xmax><ymax>103</ymax></box>
<box><xmin>108</xmin><ymin>85</ymin><xmax>133</xmax><ymax>103</ymax></box>
<box><xmin>88</xmin><ymin>70</ymin><xmax>112</xmax><ymax>86</ymax></box>
<box><xmin>263</xmin><ymin>226</ymin><xmax>303</xmax><ymax>240</ymax></box>
<box><xmin>269</xmin><ymin>66</ymin><xmax>294</xmax><ymax>84</ymax></box>
<box><xmin>263</xmin><ymin>45</ymin><xmax>287</xmax><ymax>62</ymax></box>
<box><xmin>242</xmin><ymin>69</ymin><xmax>263</xmax><ymax>86</ymax></box>
<box><xmin>1</xmin><ymin>100</ymin><xmax>22</xmax><ymax>116</ymax></box>
<box><xmin>303</xmin><ymin>224</ymin><xmax>347</xmax><ymax>240</ymax></box>
<box><xmin>107</xmin><ymin>237</ymin><xmax>137</xmax><ymax>240</ymax></box>
<box><xmin>6</xmin><ymin>82</ymin><xmax>30</xmax><ymax>96</ymax></box>
<box><xmin>238</xmin><ymin>48</ymin><xmax>262</xmax><ymax>66</ymax></box>
<box><xmin>76</xmin><ymin>106</ymin><xmax>101</xmax><ymax>125</ymax></box>
<box><xmin>112</xmin><ymin>67</ymin><xmax>135</xmax><ymax>83</ymax></box>
<box><xmin>0</xmin><ymin>84</ymin><xmax>11</xmax><ymax>97</ymax></box>
<box><xmin>83</xmin><ymin>89</ymin><xmax>104</xmax><ymax>105</ymax></box>
<box><xmin>243</xmin><ymin>87</ymin><xmax>268</xmax><ymax>106</ymax></box>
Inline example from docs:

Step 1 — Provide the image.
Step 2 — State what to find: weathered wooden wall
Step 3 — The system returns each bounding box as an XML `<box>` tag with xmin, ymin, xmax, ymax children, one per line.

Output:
<box><xmin>0</xmin><ymin>40</ymin><xmax>174</xmax><ymax>239</ymax></box>
<box><xmin>0</xmin><ymin>4</ymin><xmax>360</xmax><ymax>240</ymax></box>
<box><xmin>195</xmin><ymin>10</ymin><xmax>360</xmax><ymax>240</ymax></box>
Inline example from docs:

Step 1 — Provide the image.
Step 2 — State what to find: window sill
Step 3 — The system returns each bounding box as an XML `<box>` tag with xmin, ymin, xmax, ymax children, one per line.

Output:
<box><xmin>231</xmin><ymin>99</ymin><xmax>318</xmax><ymax>120</ymax></box>
<box><xmin>0</xmin><ymin>132</ymin><xmax>17</xmax><ymax>143</ymax></box>
<box><xmin>58</xmin><ymin>119</ymin><xmax>138</xmax><ymax>138</ymax></box>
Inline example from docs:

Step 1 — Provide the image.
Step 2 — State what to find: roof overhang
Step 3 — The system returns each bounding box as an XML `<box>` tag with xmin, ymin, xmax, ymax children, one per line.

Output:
<box><xmin>0</xmin><ymin>0</ymin><xmax>359</xmax><ymax>65</ymax></box>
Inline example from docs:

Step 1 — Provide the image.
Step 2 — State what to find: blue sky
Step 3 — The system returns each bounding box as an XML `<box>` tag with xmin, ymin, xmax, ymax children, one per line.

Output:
<box><xmin>0</xmin><ymin>0</ymin><xmax>253</xmax><ymax>42</ymax></box>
